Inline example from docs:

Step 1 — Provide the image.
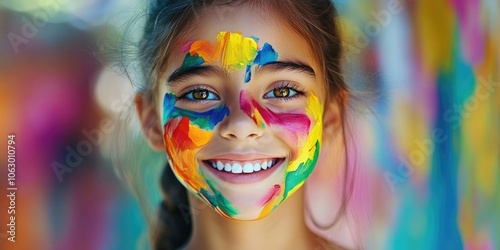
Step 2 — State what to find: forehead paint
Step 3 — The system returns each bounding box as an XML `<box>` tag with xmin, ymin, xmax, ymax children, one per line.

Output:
<box><xmin>253</xmin><ymin>43</ymin><xmax>279</xmax><ymax>65</ymax></box>
<box><xmin>180</xmin><ymin>31</ymin><xmax>278</xmax><ymax>82</ymax></box>
<box><xmin>162</xmin><ymin>92</ymin><xmax>238</xmax><ymax>216</ymax></box>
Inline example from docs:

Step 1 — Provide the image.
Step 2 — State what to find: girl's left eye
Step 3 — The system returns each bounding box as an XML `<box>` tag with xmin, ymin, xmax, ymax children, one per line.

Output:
<box><xmin>263</xmin><ymin>87</ymin><xmax>300</xmax><ymax>99</ymax></box>
<box><xmin>180</xmin><ymin>89</ymin><xmax>219</xmax><ymax>101</ymax></box>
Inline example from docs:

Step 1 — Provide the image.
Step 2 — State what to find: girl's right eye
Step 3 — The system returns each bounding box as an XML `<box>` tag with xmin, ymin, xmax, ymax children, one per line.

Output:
<box><xmin>178</xmin><ymin>88</ymin><xmax>219</xmax><ymax>101</ymax></box>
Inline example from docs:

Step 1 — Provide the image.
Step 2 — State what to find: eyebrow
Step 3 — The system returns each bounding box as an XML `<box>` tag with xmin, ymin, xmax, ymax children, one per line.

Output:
<box><xmin>166</xmin><ymin>60</ymin><xmax>316</xmax><ymax>86</ymax></box>
<box><xmin>167</xmin><ymin>65</ymin><xmax>226</xmax><ymax>86</ymax></box>
<box><xmin>255</xmin><ymin>60</ymin><xmax>316</xmax><ymax>78</ymax></box>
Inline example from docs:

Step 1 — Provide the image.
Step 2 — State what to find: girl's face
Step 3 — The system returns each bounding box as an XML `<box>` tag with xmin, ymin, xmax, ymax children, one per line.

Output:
<box><xmin>157</xmin><ymin>6</ymin><xmax>326</xmax><ymax>220</ymax></box>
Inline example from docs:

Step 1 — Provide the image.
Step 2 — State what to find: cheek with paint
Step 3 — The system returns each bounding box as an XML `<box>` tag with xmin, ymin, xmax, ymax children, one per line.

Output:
<box><xmin>239</xmin><ymin>91</ymin><xmax>323</xmax><ymax>217</ymax></box>
<box><xmin>162</xmin><ymin>93</ymin><xmax>240</xmax><ymax>218</ymax></box>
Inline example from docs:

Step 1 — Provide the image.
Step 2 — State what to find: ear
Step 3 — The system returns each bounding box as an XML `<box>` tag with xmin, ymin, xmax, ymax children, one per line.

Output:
<box><xmin>134</xmin><ymin>93</ymin><xmax>165</xmax><ymax>151</ymax></box>
<box><xmin>322</xmin><ymin>96</ymin><xmax>343</xmax><ymax>145</ymax></box>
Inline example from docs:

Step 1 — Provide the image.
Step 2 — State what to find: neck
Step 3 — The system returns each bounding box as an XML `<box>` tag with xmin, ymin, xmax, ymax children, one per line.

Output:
<box><xmin>184</xmin><ymin>188</ymin><xmax>318</xmax><ymax>250</ymax></box>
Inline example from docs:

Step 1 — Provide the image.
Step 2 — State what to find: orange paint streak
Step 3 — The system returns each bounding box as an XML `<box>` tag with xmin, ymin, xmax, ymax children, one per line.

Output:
<box><xmin>189</xmin><ymin>40</ymin><xmax>218</xmax><ymax>63</ymax></box>
<box><xmin>164</xmin><ymin>117</ymin><xmax>213</xmax><ymax>191</ymax></box>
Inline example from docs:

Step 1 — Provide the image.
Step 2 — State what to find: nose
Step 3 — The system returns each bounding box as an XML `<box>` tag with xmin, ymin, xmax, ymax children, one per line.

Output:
<box><xmin>218</xmin><ymin>103</ymin><xmax>264</xmax><ymax>140</ymax></box>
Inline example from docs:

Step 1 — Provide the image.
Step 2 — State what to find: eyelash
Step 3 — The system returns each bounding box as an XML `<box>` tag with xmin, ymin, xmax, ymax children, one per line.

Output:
<box><xmin>263</xmin><ymin>81</ymin><xmax>306</xmax><ymax>101</ymax></box>
<box><xmin>176</xmin><ymin>85</ymin><xmax>220</xmax><ymax>103</ymax></box>
<box><xmin>175</xmin><ymin>82</ymin><xmax>305</xmax><ymax>103</ymax></box>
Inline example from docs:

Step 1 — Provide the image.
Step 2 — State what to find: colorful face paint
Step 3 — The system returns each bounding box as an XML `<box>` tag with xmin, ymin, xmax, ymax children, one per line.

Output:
<box><xmin>180</xmin><ymin>31</ymin><xmax>278</xmax><ymax>82</ymax></box>
<box><xmin>239</xmin><ymin>90</ymin><xmax>324</xmax><ymax>218</ymax></box>
<box><xmin>162</xmin><ymin>92</ymin><xmax>238</xmax><ymax>217</ymax></box>
<box><xmin>164</xmin><ymin>31</ymin><xmax>322</xmax><ymax>220</ymax></box>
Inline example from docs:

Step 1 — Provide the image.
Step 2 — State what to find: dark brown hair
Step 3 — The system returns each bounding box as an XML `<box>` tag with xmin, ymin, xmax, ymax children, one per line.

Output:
<box><xmin>124</xmin><ymin>0</ymin><xmax>354</xmax><ymax>249</ymax></box>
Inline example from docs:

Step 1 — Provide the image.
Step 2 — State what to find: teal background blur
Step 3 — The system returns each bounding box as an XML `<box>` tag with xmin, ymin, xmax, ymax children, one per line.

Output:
<box><xmin>0</xmin><ymin>0</ymin><xmax>499</xmax><ymax>249</ymax></box>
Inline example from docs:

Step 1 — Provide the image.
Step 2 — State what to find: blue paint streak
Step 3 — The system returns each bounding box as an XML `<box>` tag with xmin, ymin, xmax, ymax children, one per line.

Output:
<box><xmin>428</xmin><ymin>68</ymin><xmax>464</xmax><ymax>250</ymax></box>
<box><xmin>254</xmin><ymin>43</ymin><xmax>278</xmax><ymax>65</ymax></box>
<box><xmin>245</xmin><ymin>43</ymin><xmax>278</xmax><ymax>83</ymax></box>
<box><xmin>244</xmin><ymin>65</ymin><xmax>252</xmax><ymax>83</ymax></box>
<box><xmin>162</xmin><ymin>93</ymin><xmax>230</xmax><ymax>130</ymax></box>
<box><xmin>427</xmin><ymin>34</ymin><xmax>466</xmax><ymax>249</ymax></box>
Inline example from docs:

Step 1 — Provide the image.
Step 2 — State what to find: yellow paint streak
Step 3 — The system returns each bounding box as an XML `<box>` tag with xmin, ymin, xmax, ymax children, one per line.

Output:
<box><xmin>286</xmin><ymin>93</ymin><xmax>323</xmax><ymax>173</ymax></box>
<box><xmin>461</xmin><ymin>82</ymin><xmax>499</xmax><ymax>196</ymax></box>
<box><xmin>415</xmin><ymin>0</ymin><xmax>455</xmax><ymax>73</ymax></box>
<box><xmin>252</xmin><ymin>107</ymin><xmax>265</xmax><ymax>127</ymax></box>
<box><xmin>188</xmin><ymin>31</ymin><xmax>258</xmax><ymax>72</ymax></box>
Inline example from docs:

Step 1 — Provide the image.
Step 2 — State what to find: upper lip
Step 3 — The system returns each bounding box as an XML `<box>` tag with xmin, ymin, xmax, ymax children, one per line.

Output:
<box><xmin>202</xmin><ymin>153</ymin><xmax>285</xmax><ymax>162</ymax></box>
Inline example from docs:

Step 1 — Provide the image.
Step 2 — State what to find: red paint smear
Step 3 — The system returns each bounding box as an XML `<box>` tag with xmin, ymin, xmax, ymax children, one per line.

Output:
<box><xmin>259</xmin><ymin>184</ymin><xmax>281</xmax><ymax>206</ymax></box>
<box><xmin>239</xmin><ymin>91</ymin><xmax>311</xmax><ymax>134</ymax></box>
<box><xmin>169</xmin><ymin>117</ymin><xmax>197</xmax><ymax>151</ymax></box>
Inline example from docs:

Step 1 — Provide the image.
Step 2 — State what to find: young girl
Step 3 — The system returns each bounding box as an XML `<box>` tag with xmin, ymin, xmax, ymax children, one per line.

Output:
<box><xmin>128</xmin><ymin>0</ymin><xmax>354</xmax><ymax>249</ymax></box>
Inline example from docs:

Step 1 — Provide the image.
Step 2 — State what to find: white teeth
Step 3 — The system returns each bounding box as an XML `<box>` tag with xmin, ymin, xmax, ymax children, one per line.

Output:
<box><xmin>253</xmin><ymin>163</ymin><xmax>261</xmax><ymax>172</ymax></box>
<box><xmin>243</xmin><ymin>163</ymin><xmax>254</xmax><ymax>173</ymax></box>
<box><xmin>231</xmin><ymin>163</ymin><xmax>243</xmax><ymax>174</ymax></box>
<box><xmin>261</xmin><ymin>161</ymin><xmax>268</xmax><ymax>169</ymax></box>
<box><xmin>208</xmin><ymin>159</ymin><xmax>280</xmax><ymax>174</ymax></box>
<box><xmin>217</xmin><ymin>161</ymin><xmax>224</xmax><ymax>171</ymax></box>
<box><xmin>224</xmin><ymin>163</ymin><xmax>231</xmax><ymax>172</ymax></box>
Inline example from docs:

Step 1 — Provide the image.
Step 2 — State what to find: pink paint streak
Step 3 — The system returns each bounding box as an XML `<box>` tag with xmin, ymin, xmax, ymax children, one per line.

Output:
<box><xmin>239</xmin><ymin>90</ymin><xmax>311</xmax><ymax>134</ymax></box>
<box><xmin>451</xmin><ymin>0</ymin><xmax>484</xmax><ymax>65</ymax></box>
<box><xmin>181</xmin><ymin>40</ymin><xmax>195</xmax><ymax>53</ymax></box>
<box><xmin>259</xmin><ymin>184</ymin><xmax>281</xmax><ymax>206</ymax></box>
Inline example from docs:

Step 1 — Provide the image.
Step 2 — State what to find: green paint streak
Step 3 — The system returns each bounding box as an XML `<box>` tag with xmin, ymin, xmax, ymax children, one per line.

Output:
<box><xmin>201</xmin><ymin>178</ymin><xmax>239</xmax><ymax>217</ymax></box>
<box><xmin>282</xmin><ymin>140</ymin><xmax>320</xmax><ymax>201</ymax></box>
<box><xmin>180</xmin><ymin>54</ymin><xmax>204</xmax><ymax>72</ymax></box>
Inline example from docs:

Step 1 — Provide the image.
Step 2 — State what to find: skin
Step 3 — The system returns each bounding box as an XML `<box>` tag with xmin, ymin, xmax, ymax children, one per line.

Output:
<box><xmin>136</xmin><ymin>4</ymin><xmax>346</xmax><ymax>250</ymax></box>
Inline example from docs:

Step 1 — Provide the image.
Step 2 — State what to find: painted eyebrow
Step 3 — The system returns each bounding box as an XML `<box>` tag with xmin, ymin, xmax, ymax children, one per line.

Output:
<box><xmin>254</xmin><ymin>60</ymin><xmax>316</xmax><ymax>78</ymax></box>
<box><xmin>167</xmin><ymin>65</ymin><xmax>226</xmax><ymax>86</ymax></box>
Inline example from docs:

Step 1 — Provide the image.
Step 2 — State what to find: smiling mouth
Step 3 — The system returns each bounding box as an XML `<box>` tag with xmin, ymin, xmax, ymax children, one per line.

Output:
<box><xmin>203</xmin><ymin>158</ymin><xmax>283</xmax><ymax>174</ymax></box>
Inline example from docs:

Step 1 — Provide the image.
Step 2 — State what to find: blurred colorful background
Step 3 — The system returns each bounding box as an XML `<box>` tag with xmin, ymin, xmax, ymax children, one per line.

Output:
<box><xmin>0</xmin><ymin>0</ymin><xmax>498</xmax><ymax>249</ymax></box>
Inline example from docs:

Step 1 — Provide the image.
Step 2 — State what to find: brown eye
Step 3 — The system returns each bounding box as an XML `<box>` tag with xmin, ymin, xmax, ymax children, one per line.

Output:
<box><xmin>263</xmin><ymin>83</ymin><xmax>302</xmax><ymax>99</ymax></box>
<box><xmin>180</xmin><ymin>88</ymin><xmax>219</xmax><ymax>101</ymax></box>
<box><xmin>193</xmin><ymin>90</ymin><xmax>208</xmax><ymax>99</ymax></box>
<box><xmin>273</xmin><ymin>88</ymin><xmax>290</xmax><ymax>97</ymax></box>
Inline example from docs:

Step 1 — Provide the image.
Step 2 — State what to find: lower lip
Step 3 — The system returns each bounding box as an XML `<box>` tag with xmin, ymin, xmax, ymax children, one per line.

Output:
<box><xmin>202</xmin><ymin>159</ymin><xmax>284</xmax><ymax>184</ymax></box>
